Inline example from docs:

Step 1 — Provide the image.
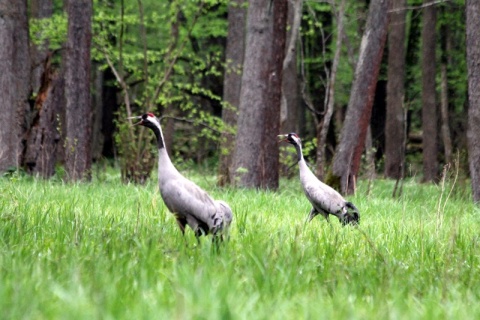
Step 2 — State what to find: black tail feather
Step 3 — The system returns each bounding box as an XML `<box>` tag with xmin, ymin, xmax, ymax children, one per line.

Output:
<box><xmin>343</xmin><ymin>202</ymin><xmax>360</xmax><ymax>225</ymax></box>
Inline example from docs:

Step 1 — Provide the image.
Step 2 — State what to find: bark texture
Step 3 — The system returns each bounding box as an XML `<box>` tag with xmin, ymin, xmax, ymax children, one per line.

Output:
<box><xmin>439</xmin><ymin>17</ymin><xmax>452</xmax><ymax>165</ymax></box>
<box><xmin>331</xmin><ymin>0</ymin><xmax>390</xmax><ymax>195</ymax></box>
<box><xmin>0</xmin><ymin>0</ymin><xmax>31</xmax><ymax>172</ymax></box>
<box><xmin>64</xmin><ymin>0</ymin><xmax>93</xmax><ymax>181</ymax></box>
<box><xmin>23</xmin><ymin>54</ymin><xmax>61</xmax><ymax>177</ymax></box>
<box><xmin>231</xmin><ymin>0</ymin><xmax>285</xmax><ymax>188</ymax></box>
<box><xmin>280</xmin><ymin>0</ymin><xmax>301</xmax><ymax>133</ymax></box>
<box><xmin>466</xmin><ymin>0</ymin><xmax>480</xmax><ymax>202</ymax></box>
<box><xmin>262</xmin><ymin>0</ymin><xmax>288</xmax><ymax>189</ymax></box>
<box><xmin>385</xmin><ymin>0</ymin><xmax>406</xmax><ymax>179</ymax></box>
<box><xmin>421</xmin><ymin>2</ymin><xmax>438</xmax><ymax>182</ymax></box>
<box><xmin>279</xmin><ymin>0</ymin><xmax>301</xmax><ymax>177</ymax></box>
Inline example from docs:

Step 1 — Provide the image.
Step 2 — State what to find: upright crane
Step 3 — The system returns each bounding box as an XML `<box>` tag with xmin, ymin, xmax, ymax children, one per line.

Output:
<box><xmin>130</xmin><ymin>113</ymin><xmax>233</xmax><ymax>240</ymax></box>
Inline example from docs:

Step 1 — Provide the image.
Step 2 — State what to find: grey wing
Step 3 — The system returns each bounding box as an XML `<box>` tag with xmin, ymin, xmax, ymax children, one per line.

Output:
<box><xmin>303</xmin><ymin>181</ymin><xmax>346</xmax><ymax>215</ymax></box>
<box><xmin>161</xmin><ymin>178</ymin><xmax>219</xmax><ymax>229</ymax></box>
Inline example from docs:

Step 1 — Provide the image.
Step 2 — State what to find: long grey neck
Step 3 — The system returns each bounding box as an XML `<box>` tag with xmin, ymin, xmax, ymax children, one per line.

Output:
<box><xmin>153</xmin><ymin>121</ymin><xmax>179</xmax><ymax>177</ymax></box>
<box><xmin>294</xmin><ymin>143</ymin><xmax>303</xmax><ymax>162</ymax></box>
<box><xmin>151</xmin><ymin>124</ymin><xmax>165</xmax><ymax>149</ymax></box>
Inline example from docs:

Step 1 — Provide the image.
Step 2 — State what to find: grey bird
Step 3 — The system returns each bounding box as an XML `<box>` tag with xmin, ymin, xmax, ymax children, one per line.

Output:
<box><xmin>129</xmin><ymin>113</ymin><xmax>233</xmax><ymax>239</ymax></box>
<box><xmin>278</xmin><ymin>132</ymin><xmax>360</xmax><ymax>225</ymax></box>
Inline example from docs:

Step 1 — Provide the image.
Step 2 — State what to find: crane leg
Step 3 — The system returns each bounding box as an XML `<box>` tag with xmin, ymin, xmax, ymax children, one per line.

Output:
<box><xmin>175</xmin><ymin>217</ymin><xmax>187</xmax><ymax>235</ymax></box>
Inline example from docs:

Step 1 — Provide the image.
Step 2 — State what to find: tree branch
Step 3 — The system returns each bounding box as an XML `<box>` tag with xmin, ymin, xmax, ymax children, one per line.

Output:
<box><xmin>389</xmin><ymin>0</ymin><xmax>452</xmax><ymax>13</ymax></box>
<box><xmin>318</xmin><ymin>0</ymin><xmax>346</xmax><ymax>175</ymax></box>
<box><xmin>150</xmin><ymin>1</ymin><xmax>206</xmax><ymax>109</ymax></box>
<box><xmin>137</xmin><ymin>0</ymin><xmax>149</xmax><ymax>100</ymax></box>
<box><xmin>283</xmin><ymin>0</ymin><xmax>303</xmax><ymax>70</ymax></box>
<box><xmin>98</xmin><ymin>45</ymin><xmax>134</xmax><ymax>137</ymax></box>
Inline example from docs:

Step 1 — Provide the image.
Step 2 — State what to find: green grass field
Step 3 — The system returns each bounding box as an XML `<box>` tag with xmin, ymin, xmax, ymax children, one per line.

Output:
<box><xmin>1</xmin><ymin>169</ymin><xmax>479</xmax><ymax>319</ymax></box>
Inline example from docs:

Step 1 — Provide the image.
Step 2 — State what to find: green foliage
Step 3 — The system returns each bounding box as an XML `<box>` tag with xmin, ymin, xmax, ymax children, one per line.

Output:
<box><xmin>300</xmin><ymin>1</ymin><xmax>365</xmax><ymax>111</ymax></box>
<box><xmin>1</xmin><ymin>172</ymin><xmax>479</xmax><ymax>318</ymax></box>
<box><xmin>90</xmin><ymin>0</ymin><xmax>229</xmax><ymax>183</ymax></box>
<box><xmin>29</xmin><ymin>12</ymin><xmax>67</xmax><ymax>50</ymax></box>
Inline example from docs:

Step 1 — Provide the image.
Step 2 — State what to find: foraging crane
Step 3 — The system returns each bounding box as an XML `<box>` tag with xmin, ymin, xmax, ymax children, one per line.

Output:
<box><xmin>129</xmin><ymin>113</ymin><xmax>233</xmax><ymax>239</ymax></box>
<box><xmin>278</xmin><ymin>133</ymin><xmax>359</xmax><ymax>225</ymax></box>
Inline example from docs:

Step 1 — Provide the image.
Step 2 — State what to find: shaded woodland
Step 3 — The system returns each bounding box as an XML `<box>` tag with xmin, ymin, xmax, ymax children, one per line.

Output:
<box><xmin>1</xmin><ymin>0</ymin><xmax>479</xmax><ymax>200</ymax></box>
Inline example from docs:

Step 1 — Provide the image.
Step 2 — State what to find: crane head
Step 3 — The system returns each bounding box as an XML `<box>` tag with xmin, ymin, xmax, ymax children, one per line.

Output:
<box><xmin>128</xmin><ymin>113</ymin><xmax>159</xmax><ymax>128</ymax></box>
<box><xmin>278</xmin><ymin>132</ymin><xmax>301</xmax><ymax>146</ymax></box>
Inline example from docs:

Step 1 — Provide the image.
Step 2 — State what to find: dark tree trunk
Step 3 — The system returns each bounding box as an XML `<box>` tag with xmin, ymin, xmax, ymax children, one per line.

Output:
<box><xmin>421</xmin><ymin>1</ymin><xmax>438</xmax><ymax>182</ymax></box>
<box><xmin>331</xmin><ymin>0</ymin><xmax>390</xmax><ymax>195</ymax></box>
<box><xmin>0</xmin><ymin>0</ymin><xmax>31</xmax><ymax>173</ymax></box>
<box><xmin>23</xmin><ymin>54</ymin><xmax>61</xmax><ymax>177</ymax></box>
<box><xmin>280</xmin><ymin>0</ymin><xmax>301</xmax><ymax>134</ymax></box>
<box><xmin>64</xmin><ymin>0</ymin><xmax>93</xmax><ymax>181</ymax></box>
<box><xmin>217</xmin><ymin>0</ymin><xmax>246</xmax><ymax>186</ymax></box>
<box><xmin>262</xmin><ymin>0</ymin><xmax>288</xmax><ymax>189</ymax></box>
<box><xmin>439</xmin><ymin>12</ymin><xmax>452</xmax><ymax>165</ymax></box>
<box><xmin>92</xmin><ymin>67</ymin><xmax>104</xmax><ymax>161</ymax></box>
<box><xmin>280</xmin><ymin>0</ymin><xmax>301</xmax><ymax>177</ymax></box>
<box><xmin>466</xmin><ymin>0</ymin><xmax>480</xmax><ymax>203</ymax></box>
<box><xmin>385</xmin><ymin>0</ymin><xmax>406</xmax><ymax>179</ymax></box>
<box><xmin>23</xmin><ymin>0</ymin><xmax>60</xmax><ymax>177</ymax></box>
<box><xmin>231</xmin><ymin>0</ymin><xmax>273</xmax><ymax>187</ymax></box>
<box><xmin>231</xmin><ymin>0</ymin><xmax>287</xmax><ymax>189</ymax></box>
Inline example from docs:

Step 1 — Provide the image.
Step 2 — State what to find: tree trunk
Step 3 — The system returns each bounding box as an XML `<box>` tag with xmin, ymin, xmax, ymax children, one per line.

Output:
<box><xmin>231</xmin><ymin>0</ymin><xmax>287</xmax><ymax>189</ymax></box>
<box><xmin>64</xmin><ymin>0</ymin><xmax>93</xmax><ymax>181</ymax></box>
<box><xmin>384</xmin><ymin>0</ymin><xmax>406</xmax><ymax>179</ymax></box>
<box><xmin>440</xmin><ymin>64</ymin><xmax>452</xmax><ymax>165</ymax></box>
<box><xmin>22</xmin><ymin>0</ymin><xmax>60</xmax><ymax>178</ymax></box>
<box><xmin>217</xmin><ymin>0</ymin><xmax>246</xmax><ymax>186</ymax></box>
<box><xmin>331</xmin><ymin>0</ymin><xmax>390</xmax><ymax>195</ymax></box>
<box><xmin>91</xmin><ymin>66</ymin><xmax>104</xmax><ymax>161</ymax></box>
<box><xmin>23</xmin><ymin>54</ymin><xmax>61</xmax><ymax>178</ymax></box>
<box><xmin>280</xmin><ymin>0</ymin><xmax>301</xmax><ymax>133</ymax></box>
<box><xmin>439</xmin><ymin>17</ymin><xmax>452</xmax><ymax>165</ymax></box>
<box><xmin>262</xmin><ymin>0</ymin><xmax>288</xmax><ymax>189</ymax></box>
<box><xmin>421</xmin><ymin>1</ymin><xmax>438</xmax><ymax>182</ymax></box>
<box><xmin>466</xmin><ymin>0</ymin><xmax>480</xmax><ymax>203</ymax></box>
<box><xmin>365</xmin><ymin>125</ymin><xmax>376</xmax><ymax>180</ymax></box>
<box><xmin>279</xmin><ymin>0</ymin><xmax>301</xmax><ymax>177</ymax></box>
<box><xmin>0</xmin><ymin>0</ymin><xmax>31</xmax><ymax>173</ymax></box>
<box><xmin>231</xmin><ymin>0</ymin><xmax>273</xmax><ymax>188</ymax></box>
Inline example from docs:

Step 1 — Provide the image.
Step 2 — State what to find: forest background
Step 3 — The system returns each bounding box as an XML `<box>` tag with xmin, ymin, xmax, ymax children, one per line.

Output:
<box><xmin>1</xmin><ymin>0</ymin><xmax>480</xmax><ymax>202</ymax></box>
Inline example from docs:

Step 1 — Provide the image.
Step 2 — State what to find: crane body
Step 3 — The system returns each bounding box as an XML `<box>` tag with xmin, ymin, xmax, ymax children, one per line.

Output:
<box><xmin>279</xmin><ymin>133</ymin><xmax>359</xmax><ymax>225</ymax></box>
<box><xmin>130</xmin><ymin>113</ymin><xmax>233</xmax><ymax>238</ymax></box>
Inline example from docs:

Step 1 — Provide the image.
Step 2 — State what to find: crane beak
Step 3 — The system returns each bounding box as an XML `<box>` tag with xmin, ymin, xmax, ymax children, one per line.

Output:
<box><xmin>127</xmin><ymin>116</ymin><xmax>143</xmax><ymax>126</ymax></box>
<box><xmin>277</xmin><ymin>134</ymin><xmax>288</xmax><ymax>143</ymax></box>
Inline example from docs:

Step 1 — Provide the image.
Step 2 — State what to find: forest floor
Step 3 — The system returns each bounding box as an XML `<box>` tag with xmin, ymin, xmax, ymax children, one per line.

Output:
<box><xmin>1</xmin><ymin>167</ymin><xmax>479</xmax><ymax>319</ymax></box>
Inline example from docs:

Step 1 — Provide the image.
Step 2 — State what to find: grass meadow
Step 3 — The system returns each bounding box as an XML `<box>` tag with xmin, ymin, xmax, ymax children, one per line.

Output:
<box><xmin>1</xmin><ymin>167</ymin><xmax>480</xmax><ymax>319</ymax></box>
